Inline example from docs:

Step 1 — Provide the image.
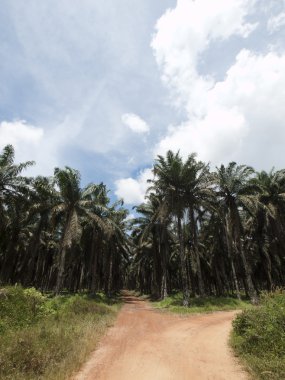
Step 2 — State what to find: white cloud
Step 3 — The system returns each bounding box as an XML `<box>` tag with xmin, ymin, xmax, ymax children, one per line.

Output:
<box><xmin>155</xmin><ymin>106</ymin><xmax>247</xmax><ymax>164</ymax></box>
<box><xmin>149</xmin><ymin>0</ymin><xmax>285</xmax><ymax>171</ymax></box>
<box><xmin>151</xmin><ymin>0</ymin><xmax>257</xmax><ymax>114</ymax></box>
<box><xmin>0</xmin><ymin>120</ymin><xmax>43</xmax><ymax>148</ymax></box>
<box><xmin>121</xmin><ymin>113</ymin><xmax>150</xmax><ymax>134</ymax></box>
<box><xmin>155</xmin><ymin>49</ymin><xmax>285</xmax><ymax>169</ymax></box>
<box><xmin>115</xmin><ymin>168</ymin><xmax>152</xmax><ymax>205</ymax></box>
<box><xmin>0</xmin><ymin>120</ymin><xmax>48</xmax><ymax>173</ymax></box>
<box><xmin>267</xmin><ymin>12</ymin><xmax>285</xmax><ymax>33</ymax></box>
<box><xmin>0</xmin><ymin>119</ymin><xmax>64</xmax><ymax>176</ymax></box>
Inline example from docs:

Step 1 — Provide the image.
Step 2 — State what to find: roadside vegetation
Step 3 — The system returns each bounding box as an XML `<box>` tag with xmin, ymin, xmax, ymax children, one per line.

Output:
<box><xmin>152</xmin><ymin>293</ymin><xmax>251</xmax><ymax>314</ymax></box>
<box><xmin>232</xmin><ymin>290</ymin><xmax>285</xmax><ymax>380</ymax></box>
<box><xmin>0</xmin><ymin>286</ymin><xmax>120</xmax><ymax>380</ymax></box>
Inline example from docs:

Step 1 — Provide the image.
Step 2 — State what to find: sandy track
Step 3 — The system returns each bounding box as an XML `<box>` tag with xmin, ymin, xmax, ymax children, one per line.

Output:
<box><xmin>74</xmin><ymin>293</ymin><xmax>248</xmax><ymax>380</ymax></box>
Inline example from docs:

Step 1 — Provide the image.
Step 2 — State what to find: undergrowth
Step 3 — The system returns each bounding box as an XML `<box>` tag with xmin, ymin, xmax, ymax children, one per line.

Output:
<box><xmin>0</xmin><ymin>286</ymin><xmax>120</xmax><ymax>380</ymax></box>
<box><xmin>231</xmin><ymin>290</ymin><xmax>285</xmax><ymax>379</ymax></box>
<box><xmin>152</xmin><ymin>292</ymin><xmax>251</xmax><ymax>314</ymax></box>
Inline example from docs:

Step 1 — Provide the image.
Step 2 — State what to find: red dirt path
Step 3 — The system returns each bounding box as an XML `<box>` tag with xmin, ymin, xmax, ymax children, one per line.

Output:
<box><xmin>74</xmin><ymin>293</ymin><xmax>248</xmax><ymax>380</ymax></box>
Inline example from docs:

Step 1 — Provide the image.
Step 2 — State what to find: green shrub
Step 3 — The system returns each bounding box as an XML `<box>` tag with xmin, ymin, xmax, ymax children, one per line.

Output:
<box><xmin>0</xmin><ymin>287</ymin><xmax>120</xmax><ymax>380</ymax></box>
<box><xmin>0</xmin><ymin>286</ymin><xmax>48</xmax><ymax>333</ymax></box>
<box><xmin>232</xmin><ymin>290</ymin><xmax>285</xmax><ymax>379</ymax></box>
<box><xmin>61</xmin><ymin>294</ymin><xmax>110</xmax><ymax>315</ymax></box>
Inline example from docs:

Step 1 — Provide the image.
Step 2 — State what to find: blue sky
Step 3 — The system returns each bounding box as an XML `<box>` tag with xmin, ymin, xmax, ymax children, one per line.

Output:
<box><xmin>1</xmin><ymin>0</ymin><xmax>285</xmax><ymax>207</ymax></box>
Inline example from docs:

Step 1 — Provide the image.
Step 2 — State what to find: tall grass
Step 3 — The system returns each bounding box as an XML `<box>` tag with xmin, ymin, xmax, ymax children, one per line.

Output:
<box><xmin>232</xmin><ymin>290</ymin><xmax>285</xmax><ymax>379</ymax></box>
<box><xmin>0</xmin><ymin>286</ymin><xmax>120</xmax><ymax>380</ymax></box>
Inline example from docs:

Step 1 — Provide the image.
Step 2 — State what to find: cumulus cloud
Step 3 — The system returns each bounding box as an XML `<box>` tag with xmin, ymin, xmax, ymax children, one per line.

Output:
<box><xmin>154</xmin><ymin>49</ymin><xmax>285</xmax><ymax>168</ymax></box>
<box><xmin>0</xmin><ymin>120</ymin><xmax>47</xmax><ymax>172</ymax></box>
<box><xmin>0</xmin><ymin>120</ymin><xmax>43</xmax><ymax>148</ymax></box>
<box><xmin>0</xmin><ymin>119</ymin><xmax>63</xmax><ymax>176</ymax></box>
<box><xmin>151</xmin><ymin>0</ymin><xmax>285</xmax><ymax>170</ymax></box>
<box><xmin>151</xmin><ymin>0</ymin><xmax>257</xmax><ymax>113</ymax></box>
<box><xmin>267</xmin><ymin>12</ymin><xmax>285</xmax><ymax>33</ymax></box>
<box><xmin>121</xmin><ymin>113</ymin><xmax>150</xmax><ymax>134</ymax></box>
<box><xmin>115</xmin><ymin>168</ymin><xmax>153</xmax><ymax>205</ymax></box>
<box><xmin>155</xmin><ymin>106</ymin><xmax>247</xmax><ymax>164</ymax></box>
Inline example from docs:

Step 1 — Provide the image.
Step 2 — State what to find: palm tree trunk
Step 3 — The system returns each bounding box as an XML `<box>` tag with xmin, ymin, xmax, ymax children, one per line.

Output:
<box><xmin>238</xmin><ymin>237</ymin><xmax>259</xmax><ymax>304</ymax></box>
<box><xmin>90</xmin><ymin>230</ymin><xmax>99</xmax><ymax>294</ymax></box>
<box><xmin>152</xmin><ymin>233</ymin><xmax>160</xmax><ymax>298</ymax></box>
<box><xmin>225</xmin><ymin>215</ymin><xmax>241</xmax><ymax>300</ymax></box>
<box><xmin>160</xmin><ymin>238</ymin><xmax>168</xmax><ymax>299</ymax></box>
<box><xmin>55</xmin><ymin>214</ymin><xmax>72</xmax><ymax>294</ymax></box>
<box><xmin>1</xmin><ymin>234</ymin><xmax>18</xmax><ymax>284</ymax></box>
<box><xmin>177</xmin><ymin>216</ymin><xmax>190</xmax><ymax>306</ymax></box>
<box><xmin>24</xmin><ymin>219</ymin><xmax>44</xmax><ymax>286</ymax></box>
<box><xmin>107</xmin><ymin>254</ymin><xmax>113</xmax><ymax>296</ymax></box>
<box><xmin>78</xmin><ymin>264</ymin><xmax>85</xmax><ymax>292</ymax></box>
<box><xmin>190</xmin><ymin>209</ymin><xmax>205</xmax><ymax>296</ymax></box>
<box><xmin>55</xmin><ymin>246</ymin><xmax>67</xmax><ymax>294</ymax></box>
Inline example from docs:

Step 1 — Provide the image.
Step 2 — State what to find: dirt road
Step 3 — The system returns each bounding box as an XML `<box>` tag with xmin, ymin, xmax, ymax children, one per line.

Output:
<box><xmin>74</xmin><ymin>294</ymin><xmax>248</xmax><ymax>380</ymax></box>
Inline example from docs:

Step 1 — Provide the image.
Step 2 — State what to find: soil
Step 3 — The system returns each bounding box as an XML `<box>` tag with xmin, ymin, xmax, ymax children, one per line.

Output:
<box><xmin>74</xmin><ymin>293</ymin><xmax>248</xmax><ymax>380</ymax></box>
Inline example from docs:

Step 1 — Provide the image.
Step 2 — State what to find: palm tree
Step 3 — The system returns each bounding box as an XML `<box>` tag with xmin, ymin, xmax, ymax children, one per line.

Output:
<box><xmin>79</xmin><ymin>183</ymin><xmax>110</xmax><ymax>294</ymax></box>
<box><xmin>53</xmin><ymin>167</ymin><xmax>108</xmax><ymax>294</ymax></box>
<box><xmin>0</xmin><ymin>145</ymin><xmax>34</xmax><ymax>284</ymax></box>
<box><xmin>0</xmin><ymin>196</ymin><xmax>30</xmax><ymax>283</ymax></box>
<box><xmin>0</xmin><ymin>144</ymin><xmax>34</xmax><ymax>207</ymax></box>
<box><xmin>214</xmin><ymin>162</ymin><xmax>259</xmax><ymax>304</ymax></box>
<box><xmin>4</xmin><ymin>143</ymin><xmax>285</xmax><ymax>303</ymax></box>
<box><xmin>250</xmin><ymin>169</ymin><xmax>285</xmax><ymax>290</ymax></box>
<box><xmin>133</xmin><ymin>193</ymin><xmax>171</xmax><ymax>299</ymax></box>
<box><xmin>103</xmin><ymin>203</ymin><xmax>130</xmax><ymax>295</ymax></box>
<box><xmin>0</xmin><ymin>145</ymin><xmax>131</xmax><ymax>295</ymax></box>
<box><xmin>22</xmin><ymin>176</ymin><xmax>58</xmax><ymax>286</ymax></box>
<box><xmin>198</xmin><ymin>211</ymin><xmax>231</xmax><ymax>296</ymax></box>
<box><xmin>183</xmin><ymin>154</ymin><xmax>213</xmax><ymax>296</ymax></box>
<box><xmin>150</xmin><ymin>151</ymin><xmax>191</xmax><ymax>305</ymax></box>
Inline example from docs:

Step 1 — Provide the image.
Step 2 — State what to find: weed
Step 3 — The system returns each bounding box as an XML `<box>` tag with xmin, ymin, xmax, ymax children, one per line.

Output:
<box><xmin>231</xmin><ymin>290</ymin><xmax>285</xmax><ymax>379</ymax></box>
<box><xmin>152</xmin><ymin>292</ymin><xmax>251</xmax><ymax>314</ymax></box>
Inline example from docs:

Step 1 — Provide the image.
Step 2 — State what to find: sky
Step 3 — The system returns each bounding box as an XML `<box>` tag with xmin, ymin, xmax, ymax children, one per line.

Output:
<box><xmin>0</xmin><ymin>0</ymin><xmax>285</xmax><ymax>208</ymax></box>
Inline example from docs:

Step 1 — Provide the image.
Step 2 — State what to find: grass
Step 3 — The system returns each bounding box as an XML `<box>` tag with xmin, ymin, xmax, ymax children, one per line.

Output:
<box><xmin>0</xmin><ymin>286</ymin><xmax>121</xmax><ymax>380</ymax></box>
<box><xmin>231</xmin><ymin>290</ymin><xmax>285</xmax><ymax>380</ymax></box>
<box><xmin>151</xmin><ymin>292</ymin><xmax>251</xmax><ymax>314</ymax></box>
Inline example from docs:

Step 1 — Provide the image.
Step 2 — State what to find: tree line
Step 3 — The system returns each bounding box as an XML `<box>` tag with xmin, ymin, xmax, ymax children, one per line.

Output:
<box><xmin>129</xmin><ymin>151</ymin><xmax>285</xmax><ymax>305</ymax></box>
<box><xmin>0</xmin><ymin>145</ymin><xmax>130</xmax><ymax>294</ymax></box>
<box><xmin>1</xmin><ymin>145</ymin><xmax>285</xmax><ymax>305</ymax></box>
